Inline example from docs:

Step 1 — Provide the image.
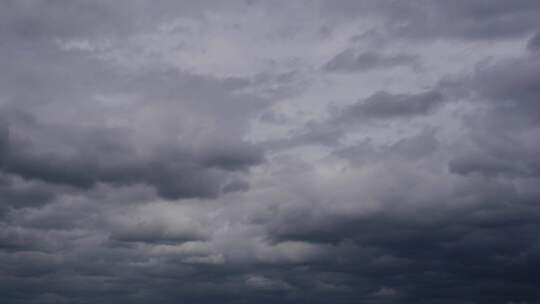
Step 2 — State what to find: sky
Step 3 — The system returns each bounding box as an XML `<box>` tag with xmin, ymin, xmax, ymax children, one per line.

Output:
<box><xmin>1</xmin><ymin>1</ymin><xmax>540</xmax><ymax>303</ymax></box>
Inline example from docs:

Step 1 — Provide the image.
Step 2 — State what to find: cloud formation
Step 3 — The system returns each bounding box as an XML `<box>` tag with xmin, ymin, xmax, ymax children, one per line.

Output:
<box><xmin>324</xmin><ymin>50</ymin><xmax>418</xmax><ymax>72</ymax></box>
<box><xmin>1</xmin><ymin>1</ymin><xmax>540</xmax><ymax>304</ymax></box>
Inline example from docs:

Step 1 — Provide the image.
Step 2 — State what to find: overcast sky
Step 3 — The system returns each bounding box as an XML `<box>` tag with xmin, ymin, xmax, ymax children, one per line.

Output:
<box><xmin>2</xmin><ymin>1</ymin><xmax>540</xmax><ymax>303</ymax></box>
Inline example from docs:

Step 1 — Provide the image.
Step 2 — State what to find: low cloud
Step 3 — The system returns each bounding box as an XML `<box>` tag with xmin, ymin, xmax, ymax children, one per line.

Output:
<box><xmin>2</xmin><ymin>1</ymin><xmax>540</xmax><ymax>304</ymax></box>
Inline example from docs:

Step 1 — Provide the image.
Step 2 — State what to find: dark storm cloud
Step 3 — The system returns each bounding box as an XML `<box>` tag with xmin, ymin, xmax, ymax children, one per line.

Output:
<box><xmin>0</xmin><ymin>114</ymin><xmax>262</xmax><ymax>199</ymax></box>
<box><xmin>324</xmin><ymin>49</ymin><xmax>418</xmax><ymax>72</ymax></box>
<box><xmin>0</xmin><ymin>1</ymin><xmax>266</xmax><ymax>200</ymax></box>
<box><xmin>447</xmin><ymin>54</ymin><xmax>540</xmax><ymax>179</ymax></box>
<box><xmin>266</xmin><ymin>182</ymin><xmax>540</xmax><ymax>303</ymax></box>
<box><xmin>342</xmin><ymin>90</ymin><xmax>444</xmax><ymax>120</ymax></box>
<box><xmin>2</xmin><ymin>1</ymin><xmax>540</xmax><ymax>304</ymax></box>
<box><xmin>527</xmin><ymin>32</ymin><xmax>540</xmax><ymax>51</ymax></box>
<box><xmin>109</xmin><ymin>224</ymin><xmax>207</xmax><ymax>245</ymax></box>
<box><xmin>449</xmin><ymin>153</ymin><xmax>529</xmax><ymax>178</ymax></box>
<box><xmin>474</xmin><ymin>56</ymin><xmax>540</xmax><ymax>117</ymax></box>
<box><xmin>257</xmin><ymin>32</ymin><xmax>540</xmax><ymax>303</ymax></box>
<box><xmin>0</xmin><ymin>174</ymin><xmax>59</xmax><ymax>212</ymax></box>
<box><xmin>222</xmin><ymin>179</ymin><xmax>250</xmax><ymax>193</ymax></box>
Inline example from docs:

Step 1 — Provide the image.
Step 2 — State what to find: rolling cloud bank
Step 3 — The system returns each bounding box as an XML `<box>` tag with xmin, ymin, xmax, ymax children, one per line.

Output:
<box><xmin>2</xmin><ymin>1</ymin><xmax>540</xmax><ymax>303</ymax></box>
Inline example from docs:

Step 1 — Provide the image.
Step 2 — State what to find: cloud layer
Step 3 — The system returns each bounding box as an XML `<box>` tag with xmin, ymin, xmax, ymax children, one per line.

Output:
<box><xmin>1</xmin><ymin>1</ymin><xmax>540</xmax><ymax>303</ymax></box>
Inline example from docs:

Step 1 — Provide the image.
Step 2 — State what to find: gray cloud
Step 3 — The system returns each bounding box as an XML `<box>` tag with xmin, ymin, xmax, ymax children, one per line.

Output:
<box><xmin>324</xmin><ymin>50</ymin><xmax>418</xmax><ymax>72</ymax></box>
<box><xmin>0</xmin><ymin>113</ymin><xmax>262</xmax><ymax>199</ymax></box>
<box><xmin>266</xmin><ymin>90</ymin><xmax>445</xmax><ymax>151</ymax></box>
<box><xmin>342</xmin><ymin>90</ymin><xmax>444</xmax><ymax>120</ymax></box>
<box><xmin>323</xmin><ymin>0</ymin><xmax>540</xmax><ymax>41</ymax></box>
<box><xmin>445</xmin><ymin>54</ymin><xmax>540</xmax><ymax>180</ymax></box>
<box><xmin>527</xmin><ymin>32</ymin><xmax>540</xmax><ymax>51</ymax></box>
<box><xmin>2</xmin><ymin>1</ymin><xmax>540</xmax><ymax>304</ymax></box>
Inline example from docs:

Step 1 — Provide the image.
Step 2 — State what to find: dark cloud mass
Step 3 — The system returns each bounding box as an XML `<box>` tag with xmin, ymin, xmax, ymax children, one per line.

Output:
<box><xmin>324</xmin><ymin>50</ymin><xmax>418</xmax><ymax>72</ymax></box>
<box><xmin>344</xmin><ymin>90</ymin><xmax>444</xmax><ymax>119</ymax></box>
<box><xmin>1</xmin><ymin>1</ymin><xmax>540</xmax><ymax>303</ymax></box>
<box><xmin>527</xmin><ymin>32</ymin><xmax>540</xmax><ymax>51</ymax></box>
